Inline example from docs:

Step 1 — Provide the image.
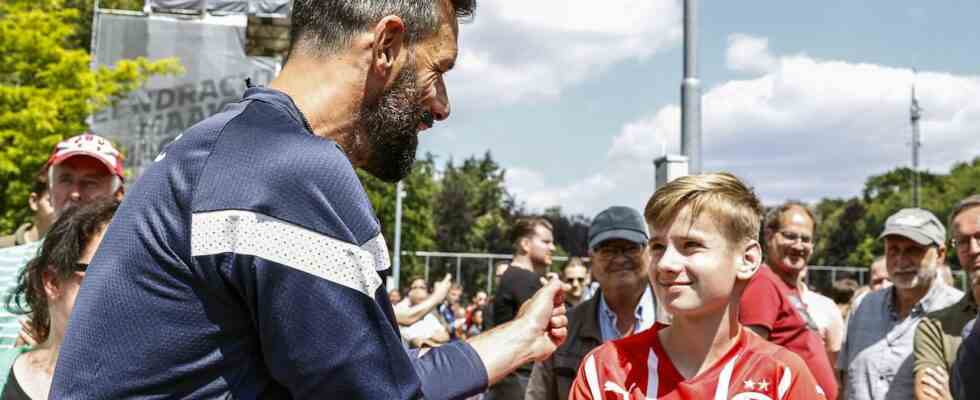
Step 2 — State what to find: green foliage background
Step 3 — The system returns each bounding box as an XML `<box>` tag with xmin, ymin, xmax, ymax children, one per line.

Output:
<box><xmin>0</xmin><ymin>0</ymin><xmax>180</xmax><ymax>232</ymax></box>
<box><xmin>810</xmin><ymin>159</ymin><xmax>980</xmax><ymax>269</ymax></box>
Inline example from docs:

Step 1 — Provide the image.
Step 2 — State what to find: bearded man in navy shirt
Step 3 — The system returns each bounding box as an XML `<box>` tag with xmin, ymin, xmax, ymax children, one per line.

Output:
<box><xmin>51</xmin><ymin>1</ymin><xmax>568</xmax><ymax>399</ymax></box>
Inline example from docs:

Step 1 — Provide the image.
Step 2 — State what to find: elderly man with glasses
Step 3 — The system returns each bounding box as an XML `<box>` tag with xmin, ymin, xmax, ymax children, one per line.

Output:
<box><xmin>739</xmin><ymin>201</ymin><xmax>839</xmax><ymax>399</ymax></box>
<box><xmin>526</xmin><ymin>206</ymin><xmax>657</xmax><ymax>400</ymax></box>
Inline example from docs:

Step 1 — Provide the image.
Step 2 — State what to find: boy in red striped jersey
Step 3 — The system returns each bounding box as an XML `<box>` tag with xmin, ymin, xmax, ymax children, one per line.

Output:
<box><xmin>569</xmin><ymin>173</ymin><xmax>825</xmax><ymax>400</ymax></box>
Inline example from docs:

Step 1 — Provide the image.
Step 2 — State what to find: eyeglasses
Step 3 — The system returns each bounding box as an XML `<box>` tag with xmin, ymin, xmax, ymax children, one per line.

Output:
<box><xmin>75</xmin><ymin>262</ymin><xmax>89</xmax><ymax>272</ymax></box>
<box><xmin>952</xmin><ymin>233</ymin><xmax>980</xmax><ymax>251</ymax></box>
<box><xmin>595</xmin><ymin>243</ymin><xmax>644</xmax><ymax>258</ymax></box>
<box><xmin>778</xmin><ymin>231</ymin><xmax>814</xmax><ymax>245</ymax></box>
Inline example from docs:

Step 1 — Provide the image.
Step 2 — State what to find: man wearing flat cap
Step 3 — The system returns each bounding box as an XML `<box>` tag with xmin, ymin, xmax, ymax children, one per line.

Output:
<box><xmin>525</xmin><ymin>206</ymin><xmax>657</xmax><ymax>400</ymax></box>
<box><xmin>839</xmin><ymin>208</ymin><xmax>963</xmax><ymax>400</ymax></box>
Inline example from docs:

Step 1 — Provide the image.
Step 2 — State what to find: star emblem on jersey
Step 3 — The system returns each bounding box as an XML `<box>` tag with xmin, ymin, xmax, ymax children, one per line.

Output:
<box><xmin>741</xmin><ymin>377</ymin><xmax>771</xmax><ymax>392</ymax></box>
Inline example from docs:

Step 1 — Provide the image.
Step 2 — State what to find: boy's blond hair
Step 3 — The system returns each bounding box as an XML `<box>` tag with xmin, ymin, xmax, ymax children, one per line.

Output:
<box><xmin>644</xmin><ymin>172</ymin><xmax>763</xmax><ymax>247</ymax></box>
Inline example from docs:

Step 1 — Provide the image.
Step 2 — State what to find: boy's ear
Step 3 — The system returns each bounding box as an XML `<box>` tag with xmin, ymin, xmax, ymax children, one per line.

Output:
<box><xmin>735</xmin><ymin>239</ymin><xmax>762</xmax><ymax>281</ymax></box>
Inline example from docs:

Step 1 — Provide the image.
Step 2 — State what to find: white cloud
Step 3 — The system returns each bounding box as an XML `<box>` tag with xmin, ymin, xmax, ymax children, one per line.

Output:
<box><xmin>505</xmin><ymin>168</ymin><xmax>616</xmax><ymax>216</ymax></box>
<box><xmin>725</xmin><ymin>34</ymin><xmax>776</xmax><ymax>74</ymax></box>
<box><xmin>448</xmin><ymin>0</ymin><xmax>682</xmax><ymax>107</ymax></box>
<box><xmin>516</xmin><ymin>35</ymin><xmax>980</xmax><ymax>217</ymax></box>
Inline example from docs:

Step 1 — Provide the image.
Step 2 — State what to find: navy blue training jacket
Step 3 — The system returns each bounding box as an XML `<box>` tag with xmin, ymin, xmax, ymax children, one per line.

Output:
<box><xmin>50</xmin><ymin>87</ymin><xmax>487</xmax><ymax>399</ymax></box>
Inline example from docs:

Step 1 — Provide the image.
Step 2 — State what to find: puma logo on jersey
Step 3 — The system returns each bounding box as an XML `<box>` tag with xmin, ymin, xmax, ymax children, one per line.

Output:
<box><xmin>731</xmin><ymin>393</ymin><xmax>774</xmax><ymax>400</ymax></box>
<box><xmin>604</xmin><ymin>381</ymin><xmax>634</xmax><ymax>399</ymax></box>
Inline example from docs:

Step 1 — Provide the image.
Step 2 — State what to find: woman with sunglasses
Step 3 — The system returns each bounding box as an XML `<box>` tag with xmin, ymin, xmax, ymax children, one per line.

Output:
<box><xmin>0</xmin><ymin>197</ymin><xmax>119</xmax><ymax>399</ymax></box>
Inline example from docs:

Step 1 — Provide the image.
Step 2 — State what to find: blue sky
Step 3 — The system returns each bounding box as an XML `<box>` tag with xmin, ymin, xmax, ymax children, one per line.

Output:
<box><xmin>418</xmin><ymin>1</ymin><xmax>980</xmax><ymax>217</ymax></box>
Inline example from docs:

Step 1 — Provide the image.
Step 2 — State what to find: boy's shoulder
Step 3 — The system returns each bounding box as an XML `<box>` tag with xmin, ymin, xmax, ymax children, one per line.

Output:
<box><xmin>740</xmin><ymin>328</ymin><xmax>809</xmax><ymax>367</ymax></box>
<box><xmin>590</xmin><ymin>322</ymin><xmax>662</xmax><ymax>358</ymax></box>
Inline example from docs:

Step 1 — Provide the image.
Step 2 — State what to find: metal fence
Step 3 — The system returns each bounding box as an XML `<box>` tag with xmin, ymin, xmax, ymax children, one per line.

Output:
<box><xmin>398</xmin><ymin>251</ymin><xmax>969</xmax><ymax>296</ymax></box>
<box><xmin>399</xmin><ymin>251</ymin><xmax>587</xmax><ymax>295</ymax></box>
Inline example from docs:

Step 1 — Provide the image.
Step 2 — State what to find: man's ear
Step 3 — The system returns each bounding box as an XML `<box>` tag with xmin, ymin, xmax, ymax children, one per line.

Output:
<box><xmin>371</xmin><ymin>15</ymin><xmax>406</xmax><ymax>78</ymax></box>
<box><xmin>518</xmin><ymin>237</ymin><xmax>531</xmax><ymax>255</ymax></box>
<box><xmin>735</xmin><ymin>239</ymin><xmax>762</xmax><ymax>281</ymax></box>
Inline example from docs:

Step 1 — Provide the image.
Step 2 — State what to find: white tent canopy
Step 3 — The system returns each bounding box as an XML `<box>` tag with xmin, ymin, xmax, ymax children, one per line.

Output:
<box><xmin>146</xmin><ymin>0</ymin><xmax>290</xmax><ymax>16</ymax></box>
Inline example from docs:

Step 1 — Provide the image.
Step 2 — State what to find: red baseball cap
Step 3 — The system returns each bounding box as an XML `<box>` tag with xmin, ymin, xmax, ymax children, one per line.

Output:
<box><xmin>46</xmin><ymin>134</ymin><xmax>125</xmax><ymax>179</ymax></box>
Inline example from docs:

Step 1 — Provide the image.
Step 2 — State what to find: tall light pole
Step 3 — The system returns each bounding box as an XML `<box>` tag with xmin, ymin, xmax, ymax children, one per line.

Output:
<box><xmin>681</xmin><ymin>0</ymin><xmax>702</xmax><ymax>174</ymax></box>
<box><xmin>392</xmin><ymin>181</ymin><xmax>404</xmax><ymax>290</ymax></box>
<box><xmin>910</xmin><ymin>72</ymin><xmax>922</xmax><ymax>208</ymax></box>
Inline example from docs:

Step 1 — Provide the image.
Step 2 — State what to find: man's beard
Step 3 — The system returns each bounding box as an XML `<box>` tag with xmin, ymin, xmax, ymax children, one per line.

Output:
<box><xmin>358</xmin><ymin>57</ymin><xmax>432</xmax><ymax>183</ymax></box>
<box><xmin>892</xmin><ymin>262</ymin><xmax>937</xmax><ymax>290</ymax></box>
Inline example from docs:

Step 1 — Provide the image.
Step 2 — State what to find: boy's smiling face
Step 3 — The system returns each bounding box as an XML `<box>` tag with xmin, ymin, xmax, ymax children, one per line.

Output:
<box><xmin>649</xmin><ymin>205</ymin><xmax>760</xmax><ymax>319</ymax></box>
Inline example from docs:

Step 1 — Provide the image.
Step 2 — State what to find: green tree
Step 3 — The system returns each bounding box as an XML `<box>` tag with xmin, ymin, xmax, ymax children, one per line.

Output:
<box><xmin>429</xmin><ymin>152</ymin><xmax>514</xmax><ymax>293</ymax></box>
<box><xmin>542</xmin><ymin>206</ymin><xmax>591</xmax><ymax>258</ymax></box>
<box><xmin>0</xmin><ymin>0</ymin><xmax>181</xmax><ymax>232</ymax></box>
<box><xmin>812</xmin><ymin>198</ymin><xmax>868</xmax><ymax>266</ymax></box>
<box><xmin>357</xmin><ymin>155</ymin><xmax>440</xmax><ymax>285</ymax></box>
<box><xmin>810</xmin><ymin>158</ymin><xmax>980</xmax><ymax>270</ymax></box>
<box><xmin>434</xmin><ymin>151</ymin><xmax>510</xmax><ymax>253</ymax></box>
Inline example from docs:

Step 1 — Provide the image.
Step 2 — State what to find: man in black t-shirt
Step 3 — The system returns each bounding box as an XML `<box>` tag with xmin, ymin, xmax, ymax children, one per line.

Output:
<box><xmin>488</xmin><ymin>217</ymin><xmax>556</xmax><ymax>399</ymax></box>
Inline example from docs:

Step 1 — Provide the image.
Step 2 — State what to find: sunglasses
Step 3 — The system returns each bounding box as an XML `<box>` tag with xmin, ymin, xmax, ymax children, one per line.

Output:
<box><xmin>594</xmin><ymin>243</ymin><xmax>644</xmax><ymax>258</ymax></box>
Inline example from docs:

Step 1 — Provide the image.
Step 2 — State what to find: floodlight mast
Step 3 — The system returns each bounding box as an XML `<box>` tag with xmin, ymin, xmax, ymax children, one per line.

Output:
<box><xmin>681</xmin><ymin>0</ymin><xmax>702</xmax><ymax>174</ymax></box>
<box><xmin>910</xmin><ymin>72</ymin><xmax>922</xmax><ymax>208</ymax></box>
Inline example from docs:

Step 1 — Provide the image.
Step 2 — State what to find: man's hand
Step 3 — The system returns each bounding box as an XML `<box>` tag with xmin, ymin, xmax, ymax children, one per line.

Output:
<box><xmin>918</xmin><ymin>367</ymin><xmax>952</xmax><ymax>400</ymax></box>
<box><xmin>432</xmin><ymin>274</ymin><xmax>453</xmax><ymax>301</ymax></box>
<box><xmin>515</xmin><ymin>276</ymin><xmax>568</xmax><ymax>362</ymax></box>
<box><xmin>465</xmin><ymin>276</ymin><xmax>568</xmax><ymax>385</ymax></box>
<box><xmin>540</xmin><ymin>273</ymin><xmax>572</xmax><ymax>296</ymax></box>
<box><xmin>395</xmin><ymin>274</ymin><xmax>454</xmax><ymax>326</ymax></box>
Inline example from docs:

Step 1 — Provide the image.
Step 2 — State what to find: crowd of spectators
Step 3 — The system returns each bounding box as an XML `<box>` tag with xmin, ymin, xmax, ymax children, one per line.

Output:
<box><xmin>393</xmin><ymin>277</ymin><xmax>490</xmax><ymax>347</ymax></box>
<box><xmin>0</xmin><ymin>132</ymin><xmax>976</xmax><ymax>400</ymax></box>
<box><xmin>0</xmin><ymin>133</ymin><xmax>125</xmax><ymax>397</ymax></box>
<box><xmin>380</xmin><ymin>193</ymin><xmax>980</xmax><ymax>400</ymax></box>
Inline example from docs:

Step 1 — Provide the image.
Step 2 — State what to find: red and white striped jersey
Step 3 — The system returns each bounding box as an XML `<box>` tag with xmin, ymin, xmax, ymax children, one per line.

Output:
<box><xmin>569</xmin><ymin>324</ymin><xmax>826</xmax><ymax>400</ymax></box>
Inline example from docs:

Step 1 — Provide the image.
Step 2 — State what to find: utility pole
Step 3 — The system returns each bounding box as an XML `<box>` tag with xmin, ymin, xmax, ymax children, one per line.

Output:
<box><xmin>681</xmin><ymin>0</ymin><xmax>702</xmax><ymax>174</ymax></box>
<box><xmin>910</xmin><ymin>71</ymin><xmax>922</xmax><ymax>208</ymax></box>
<box><xmin>392</xmin><ymin>181</ymin><xmax>404</xmax><ymax>290</ymax></box>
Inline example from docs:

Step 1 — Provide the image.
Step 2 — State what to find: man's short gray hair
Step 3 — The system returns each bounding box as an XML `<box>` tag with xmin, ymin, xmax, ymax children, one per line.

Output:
<box><xmin>289</xmin><ymin>0</ymin><xmax>477</xmax><ymax>56</ymax></box>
